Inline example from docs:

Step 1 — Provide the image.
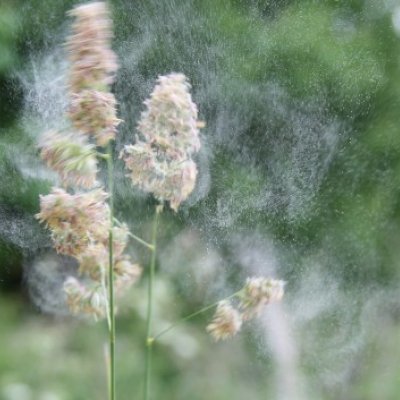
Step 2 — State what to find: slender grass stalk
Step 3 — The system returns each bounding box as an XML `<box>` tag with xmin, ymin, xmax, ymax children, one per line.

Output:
<box><xmin>128</xmin><ymin>232</ymin><xmax>155</xmax><ymax>251</ymax></box>
<box><xmin>104</xmin><ymin>343</ymin><xmax>111</xmax><ymax>396</ymax></box>
<box><xmin>107</xmin><ymin>142</ymin><xmax>116</xmax><ymax>400</ymax></box>
<box><xmin>153</xmin><ymin>291</ymin><xmax>241</xmax><ymax>341</ymax></box>
<box><xmin>144</xmin><ymin>207</ymin><xmax>160</xmax><ymax>400</ymax></box>
<box><xmin>112</xmin><ymin>217</ymin><xmax>154</xmax><ymax>250</ymax></box>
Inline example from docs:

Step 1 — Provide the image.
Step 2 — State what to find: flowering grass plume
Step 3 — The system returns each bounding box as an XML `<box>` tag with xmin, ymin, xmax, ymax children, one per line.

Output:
<box><xmin>36</xmin><ymin>188</ymin><xmax>109</xmax><ymax>256</ymax></box>
<box><xmin>38</xmin><ymin>0</ymin><xmax>121</xmax><ymax>188</ymax></box>
<box><xmin>239</xmin><ymin>277</ymin><xmax>285</xmax><ymax>320</ymax></box>
<box><xmin>67</xmin><ymin>1</ymin><xmax>120</xmax><ymax>146</ymax></box>
<box><xmin>137</xmin><ymin>73</ymin><xmax>201</xmax><ymax>154</ymax></box>
<box><xmin>36</xmin><ymin>1</ymin><xmax>140</xmax><ymax>319</ymax></box>
<box><xmin>206</xmin><ymin>301</ymin><xmax>242</xmax><ymax>341</ymax></box>
<box><xmin>67</xmin><ymin>1</ymin><xmax>117</xmax><ymax>92</ymax></box>
<box><xmin>121</xmin><ymin>73</ymin><xmax>203</xmax><ymax>211</ymax></box>
<box><xmin>69</xmin><ymin>90</ymin><xmax>121</xmax><ymax>146</ymax></box>
<box><xmin>39</xmin><ymin>130</ymin><xmax>98</xmax><ymax>188</ymax></box>
<box><xmin>64</xmin><ymin>277</ymin><xmax>108</xmax><ymax>319</ymax></box>
<box><xmin>206</xmin><ymin>277</ymin><xmax>285</xmax><ymax>341</ymax></box>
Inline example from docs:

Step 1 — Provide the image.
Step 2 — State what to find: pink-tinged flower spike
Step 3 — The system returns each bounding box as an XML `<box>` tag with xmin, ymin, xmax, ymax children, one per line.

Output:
<box><xmin>39</xmin><ymin>130</ymin><xmax>98</xmax><ymax>189</ymax></box>
<box><xmin>137</xmin><ymin>73</ymin><xmax>201</xmax><ymax>154</ymax></box>
<box><xmin>121</xmin><ymin>73</ymin><xmax>203</xmax><ymax>211</ymax></box>
<box><xmin>64</xmin><ymin>277</ymin><xmax>107</xmax><ymax>319</ymax></box>
<box><xmin>163</xmin><ymin>159</ymin><xmax>198</xmax><ymax>212</ymax></box>
<box><xmin>120</xmin><ymin>144</ymin><xmax>198</xmax><ymax>212</ymax></box>
<box><xmin>77</xmin><ymin>242</ymin><xmax>108</xmax><ymax>281</ymax></box>
<box><xmin>206</xmin><ymin>300</ymin><xmax>243</xmax><ymax>341</ymax></box>
<box><xmin>239</xmin><ymin>277</ymin><xmax>285</xmax><ymax>320</ymax></box>
<box><xmin>69</xmin><ymin>90</ymin><xmax>121</xmax><ymax>146</ymax></box>
<box><xmin>67</xmin><ymin>2</ymin><xmax>117</xmax><ymax>92</ymax></box>
<box><xmin>78</xmin><ymin>243</ymin><xmax>141</xmax><ymax>293</ymax></box>
<box><xmin>36</xmin><ymin>188</ymin><xmax>110</xmax><ymax>256</ymax></box>
<box><xmin>114</xmin><ymin>256</ymin><xmax>142</xmax><ymax>292</ymax></box>
<box><xmin>66</xmin><ymin>2</ymin><xmax>120</xmax><ymax>147</ymax></box>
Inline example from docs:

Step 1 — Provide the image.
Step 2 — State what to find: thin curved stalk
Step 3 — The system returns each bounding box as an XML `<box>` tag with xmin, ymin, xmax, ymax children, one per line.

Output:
<box><xmin>113</xmin><ymin>217</ymin><xmax>154</xmax><ymax>250</ymax></box>
<box><xmin>144</xmin><ymin>207</ymin><xmax>160</xmax><ymax>400</ymax></box>
<box><xmin>153</xmin><ymin>291</ymin><xmax>241</xmax><ymax>341</ymax></box>
<box><xmin>128</xmin><ymin>232</ymin><xmax>155</xmax><ymax>251</ymax></box>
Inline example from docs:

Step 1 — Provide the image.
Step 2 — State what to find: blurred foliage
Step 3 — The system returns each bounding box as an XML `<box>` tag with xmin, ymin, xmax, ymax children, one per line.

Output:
<box><xmin>1</xmin><ymin>0</ymin><xmax>400</xmax><ymax>399</ymax></box>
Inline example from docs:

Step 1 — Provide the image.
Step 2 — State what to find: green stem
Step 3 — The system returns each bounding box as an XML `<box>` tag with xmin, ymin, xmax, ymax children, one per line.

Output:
<box><xmin>113</xmin><ymin>217</ymin><xmax>154</xmax><ymax>251</ymax></box>
<box><xmin>97</xmin><ymin>151</ymin><xmax>110</xmax><ymax>160</ymax></box>
<box><xmin>107</xmin><ymin>142</ymin><xmax>116</xmax><ymax>400</ymax></box>
<box><xmin>128</xmin><ymin>232</ymin><xmax>155</xmax><ymax>251</ymax></box>
<box><xmin>144</xmin><ymin>207</ymin><xmax>160</xmax><ymax>400</ymax></box>
<box><xmin>153</xmin><ymin>291</ymin><xmax>241</xmax><ymax>341</ymax></box>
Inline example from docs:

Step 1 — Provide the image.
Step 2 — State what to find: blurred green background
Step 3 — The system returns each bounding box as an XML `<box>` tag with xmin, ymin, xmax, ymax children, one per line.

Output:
<box><xmin>1</xmin><ymin>0</ymin><xmax>400</xmax><ymax>399</ymax></box>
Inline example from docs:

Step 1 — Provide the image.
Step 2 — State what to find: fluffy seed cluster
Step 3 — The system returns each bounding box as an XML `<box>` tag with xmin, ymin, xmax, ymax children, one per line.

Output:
<box><xmin>63</xmin><ymin>277</ymin><xmax>108</xmax><ymax>319</ymax></box>
<box><xmin>137</xmin><ymin>74</ymin><xmax>201</xmax><ymax>153</ymax></box>
<box><xmin>120</xmin><ymin>73</ymin><xmax>203</xmax><ymax>211</ymax></box>
<box><xmin>36</xmin><ymin>188</ymin><xmax>140</xmax><ymax>318</ymax></box>
<box><xmin>239</xmin><ymin>277</ymin><xmax>285</xmax><ymax>320</ymax></box>
<box><xmin>39</xmin><ymin>130</ymin><xmax>98</xmax><ymax>189</ymax></box>
<box><xmin>36</xmin><ymin>2</ymin><xmax>140</xmax><ymax>319</ymax></box>
<box><xmin>68</xmin><ymin>90</ymin><xmax>121</xmax><ymax>146</ymax></box>
<box><xmin>206</xmin><ymin>277</ymin><xmax>285</xmax><ymax>341</ymax></box>
<box><xmin>67</xmin><ymin>1</ymin><xmax>117</xmax><ymax>91</ymax></box>
<box><xmin>67</xmin><ymin>1</ymin><xmax>120</xmax><ymax>146</ymax></box>
<box><xmin>206</xmin><ymin>301</ymin><xmax>242</xmax><ymax>341</ymax></box>
<box><xmin>36</xmin><ymin>188</ymin><xmax>109</xmax><ymax>256</ymax></box>
<box><xmin>38</xmin><ymin>1</ymin><xmax>120</xmax><ymax>190</ymax></box>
